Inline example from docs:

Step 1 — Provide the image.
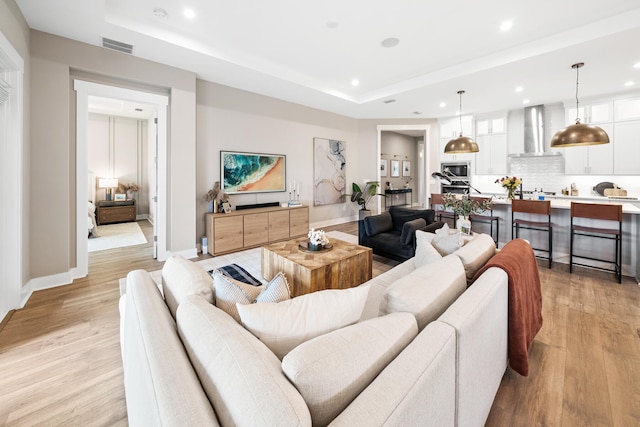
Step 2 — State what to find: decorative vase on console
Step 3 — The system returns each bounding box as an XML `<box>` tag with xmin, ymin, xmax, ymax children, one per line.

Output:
<box><xmin>308</xmin><ymin>228</ymin><xmax>329</xmax><ymax>251</ymax></box>
<box><xmin>458</xmin><ymin>216</ymin><xmax>472</xmax><ymax>235</ymax></box>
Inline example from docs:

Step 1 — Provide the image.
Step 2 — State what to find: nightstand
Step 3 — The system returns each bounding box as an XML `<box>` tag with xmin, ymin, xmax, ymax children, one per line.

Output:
<box><xmin>97</xmin><ymin>199</ymin><xmax>136</xmax><ymax>225</ymax></box>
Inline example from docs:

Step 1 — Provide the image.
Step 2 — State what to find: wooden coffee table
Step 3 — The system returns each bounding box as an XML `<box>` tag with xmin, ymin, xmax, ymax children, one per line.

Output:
<box><xmin>262</xmin><ymin>237</ymin><xmax>373</xmax><ymax>297</ymax></box>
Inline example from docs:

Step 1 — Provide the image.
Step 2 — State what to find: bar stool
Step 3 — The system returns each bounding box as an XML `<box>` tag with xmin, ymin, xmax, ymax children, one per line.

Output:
<box><xmin>469</xmin><ymin>196</ymin><xmax>499</xmax><ymax>247</ymax></box>
<box><xmin>430</xmin><ymin>193</ymin><xmax>456</xmax><ymax>228</ymax></box>
<box><xmin>511</xmin><ymin>199</ymin><xmax>553</xmax><ymax>268</ymax></box>
<box><xmin>570</xmin><ymin>202</ymin><xmax>622</xmax><ymax>283</ymax></box>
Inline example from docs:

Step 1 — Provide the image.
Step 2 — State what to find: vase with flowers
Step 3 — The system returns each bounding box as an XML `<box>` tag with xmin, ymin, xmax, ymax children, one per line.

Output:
<box><xmin>495</xmin><ymin>176</ymin><xmax>522</xmax><ymax>200</ymax></box>
<box><xmin>442</xmin><ymin>193</ymin><xmax>493</xmax><ymax>235</ymax></box>
<box><xmin>307</xmin><ymin>228</ymin><xmax>330</xmax><ymax>251</ymax></box>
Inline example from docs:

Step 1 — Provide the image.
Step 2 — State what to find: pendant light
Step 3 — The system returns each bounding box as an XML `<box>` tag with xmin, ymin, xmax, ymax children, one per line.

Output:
<box><xmin>550</xmin><ymin>62</ymin><xmax>610</xmax><ymax>147</ymax></box>
<box><xmin>444</xmin><ymin>90</ymin><xmax>479</xmax><ymax>153</ymax></box>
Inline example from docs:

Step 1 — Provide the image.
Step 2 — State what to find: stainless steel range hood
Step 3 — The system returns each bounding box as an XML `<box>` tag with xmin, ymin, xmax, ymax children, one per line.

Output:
<box><xmin>510</xmin><ymin>104</ymin><xmax>562</xmax><ymax>157</ymax></box>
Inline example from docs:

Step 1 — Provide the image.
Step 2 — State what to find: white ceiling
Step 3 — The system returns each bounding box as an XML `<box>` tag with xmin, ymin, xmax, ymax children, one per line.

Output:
<box><xmin>16</xmin><ymin>0</ymin><xmax>640</xmax><ymax>119</ymax></box>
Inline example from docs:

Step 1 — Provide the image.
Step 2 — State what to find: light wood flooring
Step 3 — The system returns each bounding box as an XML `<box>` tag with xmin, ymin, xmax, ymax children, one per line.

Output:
<box><xmin>0</xmin><ymin>220</ymin><xmax>639</xmax><ymax>426</ymax></box>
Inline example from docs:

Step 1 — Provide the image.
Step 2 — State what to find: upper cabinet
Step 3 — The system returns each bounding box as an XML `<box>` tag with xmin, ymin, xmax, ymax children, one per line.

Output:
<box><xmin>566</xmin><ymin>101</ymin><xmax>613</xmax><ymax>125</ymax></box>
<box><xmin>474</xmin><ymin>116</ymin><xmax>507</xmax><ymax>175</ymax></box>
<box><xmin>439</xmin><ymin>115</ymin><xmax>475</xmax><ymax>162</ymax></box>
<box><xmin>612</xmin><ymin>97</ymin><xmax>640</xmax><ymax>175</ymax></box>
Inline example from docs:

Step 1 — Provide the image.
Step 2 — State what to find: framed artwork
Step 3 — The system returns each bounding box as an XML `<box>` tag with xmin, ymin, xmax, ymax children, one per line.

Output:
<box><xmin>402</xmin><ymin>160</ymin><xmax>411</xmax><ymax>177</ymax></box>
<box><xmin>380</xmin><ymin>159</ymin><xmax>387</xmax><ymax>177</ymax></box>
<box><xmin>114</xmin><ymin>193</ymin><xmax>126</xmax><ymax>201</ymax></box>
<box><xmin>221</xmin><ymin>151</ymin><xmax>286</xmax><ymax>194</ymax></box>
<box><xmin>390</xmin><ymin>160</ymin><xmax>400</xmax><ymax>177</ymax></box>
<box><xmin>313</xmin><ymin>137</ymin><xmax>346</xmax><ymax>206</ymax></box>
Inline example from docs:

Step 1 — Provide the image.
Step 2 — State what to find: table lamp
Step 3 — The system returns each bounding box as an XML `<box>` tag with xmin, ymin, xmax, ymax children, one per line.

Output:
<box><xmin>99</xmin><ymin>178</ymin><xmax>118</xmax><ymax>201</ymax></box>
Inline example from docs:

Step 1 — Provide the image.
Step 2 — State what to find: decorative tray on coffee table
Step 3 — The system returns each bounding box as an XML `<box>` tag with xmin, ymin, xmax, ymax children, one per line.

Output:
<box><xmin>298</xmin><ymin>241</ymin><xmax>334</xmax><ymax>253</ymax></box>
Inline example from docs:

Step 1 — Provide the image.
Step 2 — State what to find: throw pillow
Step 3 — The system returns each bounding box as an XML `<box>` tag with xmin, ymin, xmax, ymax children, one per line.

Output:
<box><xmin>209</xmin><ymin>263</ymin><xmax>262</xmax><ymax>286</ymax></box>
<box><xmin>431</xmin><ymin>223</ymin><xmax>461</xmax><ymax>256</ymax></box>
<box><xmin>237</xmin><ymin>286</ymin><xmax>370</xmax><ymax>359</ymax></box>
<box><xmin>414</xmin><ymin>230</ymin><xmax>442</xmax><ymax>268</ymax></box>
<box><xmin>213</xmin><ymin>270</ymin><xmax>290</xmax><ymax>322</ymax></box>
<box><xmin>281</xmin><ymin>312</ymin><xmax>418</xmax><ymax>426</ymax></box>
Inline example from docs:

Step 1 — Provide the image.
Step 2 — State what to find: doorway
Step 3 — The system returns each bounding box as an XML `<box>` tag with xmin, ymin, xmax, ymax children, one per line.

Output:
<box><xmin>74</xmin><ymin>80</ymin><xmax>169</xmax><ymax>279</ymax></box>
<box><xmin>377</xmin><ymin>125</ymin><xmax>432</xmax><ymax>213</ymax></box>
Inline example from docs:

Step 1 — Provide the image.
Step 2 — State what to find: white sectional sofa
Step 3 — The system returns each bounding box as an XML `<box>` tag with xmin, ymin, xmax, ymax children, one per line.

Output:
<box><xmin>120</xmin><ymin>232</ymin><xmax>509</xmax><ymax>426</ymax></box>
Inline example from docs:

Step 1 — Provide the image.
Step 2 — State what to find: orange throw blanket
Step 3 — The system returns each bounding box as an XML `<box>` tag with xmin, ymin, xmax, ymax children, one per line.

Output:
<box><xmin>471</xmin><ymin>238</ymin><xmax>543</xmax><ymax>376</ymax></box>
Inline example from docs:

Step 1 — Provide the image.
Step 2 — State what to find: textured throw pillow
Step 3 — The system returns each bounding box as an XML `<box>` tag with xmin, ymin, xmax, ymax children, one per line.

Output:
<box><xmin>213</xmin><ymin>271</ymin><xmax>290</xmax><ymax>322</ymax></box>
<box><xmin>237</xmin><ymin>286</ymin><xmax>370</xmax><ymax>359</ymax></box>
<box><xmin>209</xmin><ymin>263</ymin><xmax>262</xmax><ymax>286</ymax></box>
<box><xmin>161</xmin><ymin>255</ymin><xmax>214</xmax><ymax>319</ymax></box>
<box><xmin>414</xmin><ymin>230</ymin><xmax>443</xmax><ymax>268</ymax></box>
<box><xmin>281</xmin><ymin>312</ymin><xmax>418</xmax><ymax>426</ymax></box>
<box><xmin>431</xmin><ymin>223</ymin><xmax>461</xmax><ymax>256</ymax></box>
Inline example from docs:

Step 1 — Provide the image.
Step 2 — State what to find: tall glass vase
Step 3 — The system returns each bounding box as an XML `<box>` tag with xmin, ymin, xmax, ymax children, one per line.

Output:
<box><xmin>507</xmin><ymin>188</ymin><xmax>515</xmax><ymax>200</ymax></box>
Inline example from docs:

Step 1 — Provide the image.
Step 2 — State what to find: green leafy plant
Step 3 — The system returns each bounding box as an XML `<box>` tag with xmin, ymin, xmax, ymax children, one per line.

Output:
<box><xmin>350</xmin><ymin>181</ymin><xmax>382</xmax><ymax>210</ymax></box>
<box><xmin>442</xmin><ymin>193</ymin><xmax>493</xmax><ymax>217</ymax></box>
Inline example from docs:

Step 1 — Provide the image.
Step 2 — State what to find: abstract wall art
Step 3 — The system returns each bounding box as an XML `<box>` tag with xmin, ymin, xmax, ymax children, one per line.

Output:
<box><xmin>313</xmin><ymin>138</ymin><xmax>346</xmax><ymax>206</ymax></box>
<box><xmin>380</xmin><ymin>159</ymin><xmax>388</xmax><ymax>177</ymax></box>
<box><xmin>221</xmin><ymin>151</ymin><xmax>286</xmax><ymax>194</ymax></box>
<box><xmin>390</xmin><ymin>160</ymin><xmax>400</xmax><ymax>177</ymax></box>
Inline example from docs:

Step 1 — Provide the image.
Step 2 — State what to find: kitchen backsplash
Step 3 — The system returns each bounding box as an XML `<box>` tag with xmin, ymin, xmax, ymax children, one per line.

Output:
<box><xmin>508</xmin><ymin>155</ymin><xmax>565</xmax><ymax>192</ymax></box>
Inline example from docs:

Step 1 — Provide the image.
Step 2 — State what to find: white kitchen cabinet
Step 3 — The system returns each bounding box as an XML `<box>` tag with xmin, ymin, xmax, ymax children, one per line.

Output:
<box><xmin>614</xmin><ymin>97</ymin><xmax>640</xmax><ymax>122</ymax></box>
<box><xmin>566</xmin><ymin>101</ymin><xmax>612</xmax><ymax>125</ymax></box>
<box><xmin>563</xmin><ymin>123</ymin><xmax>614</xmax><ymax>175</ymax></box>
<box><xmin>474</xmin><ymin>117</ymin><xmax>507</xmax><ymax>175</ymax></box>
<box><xmin>439</xmin><ymin>115</ymin><xmax>475</xmax><ymax>162</ymax></box>
<box><xmin>613</xmin><ymin>121</ymin><xmax>640</xmax><ymax>175</ymax></box>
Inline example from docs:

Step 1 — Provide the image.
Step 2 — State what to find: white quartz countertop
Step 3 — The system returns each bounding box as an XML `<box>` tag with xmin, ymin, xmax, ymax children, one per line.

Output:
<box><xmin>485</xmin><ymin>196</ymin><xmax>640</xmax><ymax>214</ymax></box>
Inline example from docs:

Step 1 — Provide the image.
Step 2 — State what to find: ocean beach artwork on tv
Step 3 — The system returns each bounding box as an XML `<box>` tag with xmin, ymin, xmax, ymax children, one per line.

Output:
<box><xmin>221</xmin><ymin>151</ymin><xmax>286</xmax><ymax>194</ymax></box>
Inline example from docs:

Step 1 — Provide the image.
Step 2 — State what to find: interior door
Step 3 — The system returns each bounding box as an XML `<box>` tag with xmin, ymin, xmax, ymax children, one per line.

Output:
<box><xmin>151</xmin><ymin>116</ymin><xmax>158</xmax><ymax>259</ymax></box>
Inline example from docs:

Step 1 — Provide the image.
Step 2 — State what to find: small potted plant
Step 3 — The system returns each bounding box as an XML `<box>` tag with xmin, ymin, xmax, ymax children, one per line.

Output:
<box><xmin>442</xmin><ymin>193</ymin><xmax>493</xmax><ymax>234</ymax></box>
<box><xmin>349</xmin><ymin>181</ymin><xmax>382</xmax><ymax>220</ymax></box>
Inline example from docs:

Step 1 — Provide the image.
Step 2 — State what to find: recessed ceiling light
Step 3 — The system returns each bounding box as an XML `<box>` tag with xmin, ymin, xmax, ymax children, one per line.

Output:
<box><xmin>381</xmin><ymin>38</ymin><xmax>400</xmax><ymax>48</ymax></box>
<box><xmin>624</xmin><ymin>81</ymin><xmax>636</xmax><ymax>87</ymax></box>
<box><xmin>326</xmin><ymin>21</ymin><xmax>339</xmax><ymax>29</ymax></box>
<box><xmin>351</xmin><ymin>79</ymin><xmax>360</xmax><ymax>87</ymax></box>
<box><xmin>633</xmin><ymin>62</ymin><xmax>640</xmax><ymax>69</ymax></box>
<box><xmin>515</xmin><ymin>86</ymin><xmax>524</xmax><ymax>92</ymax></box>
<box><xmin>500</xmin><ymin>20</ymin><xmax>513</xmax><ymax>31</ymax></box>
<box><xmin>153</xmin><ymin>8</ymin><xmax>167</xmax><ymax>18</ymax></box>
<box><xmin>439</xmin><ymin>102</ymin><xmax>446</xmax><ymax>108</ymax></box>
<box><xmin>184</xmin><ymin>8</ymin><xmax>196</xmax><ymax>19</ymax></box>
<box><xmin>523</xmin><ymin>99</ymin><xmax>530</xmax><ymax>104</ymax></box>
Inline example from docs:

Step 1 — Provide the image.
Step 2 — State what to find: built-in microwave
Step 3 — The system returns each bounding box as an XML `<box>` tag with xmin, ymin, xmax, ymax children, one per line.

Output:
<box><xmin>440</xmin><ymin>162</ymin><xmax>470</xmax><ymax>194</ymax></box>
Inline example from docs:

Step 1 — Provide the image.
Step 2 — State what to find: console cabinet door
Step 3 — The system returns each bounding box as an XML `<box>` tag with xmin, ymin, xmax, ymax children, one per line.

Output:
<box><xmin>289</xmin><ymin>207</ymin><xmax>309</xmax><ymax>237</ymax></box>
<box><xmin>213</xmin><ymin>216</ymin><xmax>243</xmax><ymax>254</ymax></box>
<box><xmin>269</xmin><ymin>211</ymin><xmax>290</xmax><ymax>241</ymax></box>
<box><xmin>244</xmin><ymin>213</ymin><xmax>269</xmax><ymax>247</ymax></box>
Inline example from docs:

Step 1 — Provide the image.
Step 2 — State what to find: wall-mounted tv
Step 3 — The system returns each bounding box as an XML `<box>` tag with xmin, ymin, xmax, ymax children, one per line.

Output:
<box><xmin>221</xmin><ymin>151</ymin><xmax>286</xmax><ymax>194</ymax></box>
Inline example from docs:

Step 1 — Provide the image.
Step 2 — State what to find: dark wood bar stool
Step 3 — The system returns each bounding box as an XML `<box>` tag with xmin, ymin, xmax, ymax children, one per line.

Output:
<box><xmin>469</xmin><ymin>196</ymin><xmax>499</xmax><ymax>247</ymax></box>
<box><xmin>511</xmin><ymin>199</ymin><xmax>553</xmax><ymax>268</ymax></box>
<box><xmin>430</xmin><ymin>193</ymin><xmax>456</xmax><ymax>228</ymax></box>
<box><xmin>570</xmin><ymin>202</ymin><xmax>622</xmax><ymax>283</ymax></box>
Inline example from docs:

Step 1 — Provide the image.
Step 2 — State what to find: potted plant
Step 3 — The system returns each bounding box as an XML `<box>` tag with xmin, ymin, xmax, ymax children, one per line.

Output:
<box><xmin>442</xmin><ymin>193</ymin><xmax>493</xmax><ymax>234</ymax></box>
<box><xmin>350</xmin><ymin>181</ymin><xmax>382</xmax><ymax>220</ymax></box>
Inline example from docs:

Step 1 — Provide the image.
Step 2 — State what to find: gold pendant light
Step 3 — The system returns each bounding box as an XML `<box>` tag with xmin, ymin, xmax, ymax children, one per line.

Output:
<box><xmin>550</xmin><ymin>63</ymin><xmax>610</xmax><ymax>147</ymax></box>
<box><xmin>444</xmin><ymin>90</ymin><xmax>479</xmax><ymax>153</ymax></box>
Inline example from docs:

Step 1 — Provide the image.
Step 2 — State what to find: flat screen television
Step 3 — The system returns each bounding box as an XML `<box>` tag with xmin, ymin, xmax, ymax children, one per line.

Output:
<box><xmin>221</xmin><ymin>151</ymin><xmax>286</xmax><ymax>194</ymax></box>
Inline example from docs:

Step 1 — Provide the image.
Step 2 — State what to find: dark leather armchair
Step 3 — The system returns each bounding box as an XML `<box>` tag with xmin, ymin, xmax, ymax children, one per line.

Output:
<box><xmin>358</xmin><ymin>206</ymin><xmax>445</xmax><ymax>261</ymax></box>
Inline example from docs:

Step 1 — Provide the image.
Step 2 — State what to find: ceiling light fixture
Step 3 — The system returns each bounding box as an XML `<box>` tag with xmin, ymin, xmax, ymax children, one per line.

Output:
<box><xmin>351</xmin><ymin>79</ymin><xmax>359</xmax><ymax>87</ymax></box>
<box><xmin>515</xmin><ymin>86</ymin><xmax>524</xmax><ymax>92</ymax></box>
<box><xmin>439</xmin><ymin>102</ymin><xmax>446</xmax><ymax>108</ymax></box>
<box><xmin>522</xmin><ymin>99</ymin><xmax>530</xmax><ymax>104</ymax></box>
<box><xmin>624</xmin><ymin>81</ymin><xmax>635</xmax><ymax>87</ymax></box>
<box><xmin>444</xmin><ymin>90</ymin><xmax>479</xmax><ymax>154</ymax></box>
<box><xmin>633</xmin><ymin>62</ymin><xmax>640</xmax><ymax>69</ymax></box>
<box><xmin>500</xmin><ymin>20</ymin><xmax>513</xmax><ymax>31</ymax></box>
<box><xmin>184</xmin><ymin>8</ymin><xmax>196</xmax><ymax>19</ymax></box>
<box><xmin>550</xmin><ymin>62</ymin><xmax>610</xmax><ymax>148</ymax></box>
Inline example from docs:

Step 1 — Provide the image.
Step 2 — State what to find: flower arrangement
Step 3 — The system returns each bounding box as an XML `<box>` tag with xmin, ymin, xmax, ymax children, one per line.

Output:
<box><xmin>495</xmin><ymin>176</ymin><xmax>522</xmax><ymax>199</ymax></box>
<box><xmin>308</xmin><ymin>228</ymin><xmax>330</xmax><ymax>250</ymax></box>
<box><xmin>116</xmin><ymin>182</ymin><xmax>140</xmax><ymax>200</ymax></box>
<box><xmin>204</xmin><ymin>181</ymin><xmax>229</xmax><ymax>212</ymax></box>
<box><xmin>442</xmin><ymin>193</ymin><xmax>493</xmax><ymax>218</ymax></box>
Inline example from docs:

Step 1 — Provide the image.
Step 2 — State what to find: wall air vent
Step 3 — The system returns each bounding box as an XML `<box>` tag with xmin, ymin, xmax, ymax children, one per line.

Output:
<box><xmin>101</xmin><ymin>37</ymin><xmax>134</xmax><ymax>55</ymax></box>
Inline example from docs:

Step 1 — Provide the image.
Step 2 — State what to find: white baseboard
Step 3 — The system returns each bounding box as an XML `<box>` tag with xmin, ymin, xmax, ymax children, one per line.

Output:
<box><xmin>310</xmin><ymin>215</ymin><xmax>358</xmax><ymax>230</ymax></box>
<box><xmin>167</xmin><ymin>247</ymin><xmax>199</xmax><ymax>260</ymax></box>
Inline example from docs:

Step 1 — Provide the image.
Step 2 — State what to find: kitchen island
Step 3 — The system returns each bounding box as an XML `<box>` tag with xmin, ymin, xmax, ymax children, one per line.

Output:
<box><xmin>469</xmin><ymin>196</ymin><xmax>640</xmax><ymax>282</ymax></box>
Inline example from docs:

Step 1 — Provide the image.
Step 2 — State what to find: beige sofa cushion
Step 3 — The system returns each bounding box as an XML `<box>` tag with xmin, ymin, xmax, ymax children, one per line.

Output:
<box><xmin>453</xmin><ymin>233</ymin><xmax>496</xmax><ymax>283</ymax></box>
<box><xmin>162</xmin><ymin>255</ymin><xmax>214</xmax><ymax>318</ymax></box>
<box><xmin>177</xmin><ymin>294</ymin><xmax>312</xmax><ymax>427</ymax></box>
<box><xmin>237</xmin><ymin>286</ymin><xmax>369</xmax><ymax>359</ymax></box>
<box><xmin>382</xmin><ymin>255</ymin><xmax>467</xmax><ymax>330</ymax></box>
<box><xmin>282</xmin><ymin>312</ymin><xmax>417</xmax><ymax>426</ymax></box>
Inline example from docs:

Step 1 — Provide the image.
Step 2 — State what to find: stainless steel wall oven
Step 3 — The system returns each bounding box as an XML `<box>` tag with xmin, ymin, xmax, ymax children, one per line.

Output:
<box><xmin>440</xmin><ymin>162</ymin><xmax>471</xmax><ymax>194</ymax></box>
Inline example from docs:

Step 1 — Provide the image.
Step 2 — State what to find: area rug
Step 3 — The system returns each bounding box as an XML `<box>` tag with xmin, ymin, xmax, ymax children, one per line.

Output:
<box><xmin>88</xmin><ymin>222</ymin><xmax>147</xmax><ymax>252</ymax></box>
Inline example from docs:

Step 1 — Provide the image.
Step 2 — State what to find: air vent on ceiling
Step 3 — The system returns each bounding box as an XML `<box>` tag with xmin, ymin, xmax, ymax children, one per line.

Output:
<box><xmin>383</xmin><ymin>99</ymin><xmax>396</xmax><ymax>104</ymax></box>
<box><xmin>101</xmin><ymin>37</ymin><xmax>134</xmax><ymax>55</ymax></box>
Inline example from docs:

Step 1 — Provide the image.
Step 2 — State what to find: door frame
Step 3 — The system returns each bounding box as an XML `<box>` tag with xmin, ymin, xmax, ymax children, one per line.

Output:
<box><xmin>74</xmin><ymin>80</ymin><xmax>169</xmax><ymax>278</ymax></box>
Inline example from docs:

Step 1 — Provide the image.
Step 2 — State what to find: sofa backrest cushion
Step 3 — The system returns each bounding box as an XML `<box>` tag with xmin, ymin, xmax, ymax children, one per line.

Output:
<box><xmin>162</xmin><ymin>255</ymin><xmax>214</xmax><ymax>319</ymax></box>
<box><xmin>388</xmin><ymin>207</ymin><xmax>435</xmax><ymax>232</ymax></box>
<box><xmin>363</xmin><ymin>211</ymin><xmax>393</xmax><ymax>236</ymax></box>
<box><xmin>177</xmin><ymin>295</ymin><xmax>312</xmax><ymax>427</ymax></box>
<box><xmin>453</xmin><ymin>233</ymin><xmax>496</xmax><ymax>283</ymax></box>
<box><xmin>282</xmin><ymin>312</ymin><xmax>418</xmax><ymax>426</ymax></box>
<box><xmin>414</xmin><ymin>230</ymin><xmax>443</xmax><ymax>268</ymax></box>
<box><xmin>237</xmin><ymin>286</ymin><xmax>369</xmax><ymax>359</ymax></box>
<box><xmin>123</xmin><ymin>270</ymin><xmax>219</xmax><ymax>426</ymax></box>
<box><xmin>382</xmin><ymin>255</ymin><xmax>467</xmax><ymax>330</ymax></box>
<box><xmin>400</xmin><ymin>218</ymin><xmax>427</xmax><ymax>245</ymax></box>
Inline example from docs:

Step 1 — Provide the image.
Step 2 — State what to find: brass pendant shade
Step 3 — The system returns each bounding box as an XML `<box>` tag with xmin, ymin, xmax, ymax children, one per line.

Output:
<box><xmin>551</xmin><ymin>62</ymin><xmax>610</xmax><ymax>148</ymax></box>
<box><xmin>444</xmin><ymin>90</ymin><xmax>478</xmax><ymax>154</ymax></box>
